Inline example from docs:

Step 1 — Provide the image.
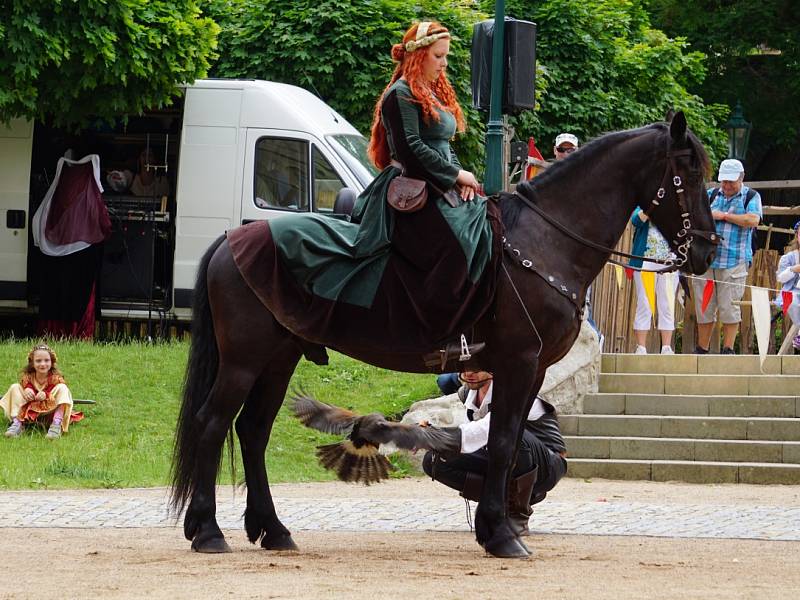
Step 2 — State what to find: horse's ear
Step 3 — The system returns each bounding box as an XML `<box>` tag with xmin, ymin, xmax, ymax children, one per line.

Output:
<box><xmin>665</xmin><ymin>108</ymin><xmax>676</xmax><ymax>122</ymax></box>
<box><xmin>670</xmin><ymin>111</ymin><xmax>687</xmax><ymax>144</ymax></box>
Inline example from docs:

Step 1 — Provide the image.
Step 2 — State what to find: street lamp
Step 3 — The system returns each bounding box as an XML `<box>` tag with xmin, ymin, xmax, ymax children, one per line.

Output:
<box><xmin>725</xmin><ymin>101</ymin><xmax>751</xmax><ymax>161</ymax></box>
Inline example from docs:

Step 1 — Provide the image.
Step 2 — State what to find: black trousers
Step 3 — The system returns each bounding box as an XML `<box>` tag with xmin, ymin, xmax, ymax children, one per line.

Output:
<box><xmin>422</xmin><ymin>428</ymin><xmax>567</xmax><ymax>503</ymax></box>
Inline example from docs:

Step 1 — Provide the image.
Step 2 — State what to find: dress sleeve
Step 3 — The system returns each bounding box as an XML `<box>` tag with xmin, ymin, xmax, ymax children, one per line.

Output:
<box><xmin>382</xmin><ymin>88</ymin><xmax>460</xmax><ymax>190</ymax></box>
<box><xmin>777</xmin><ymin>252</ymin><xmax>795</xmax><ymax>284</ymax></box>
<box><xmin>449</xmin><ymin>145</ymin><xmax>462</xmax><ymax>171</ymax></box>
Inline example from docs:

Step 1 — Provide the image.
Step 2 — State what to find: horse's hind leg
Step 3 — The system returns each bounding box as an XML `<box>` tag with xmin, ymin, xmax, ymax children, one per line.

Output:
<box><xmin>236</xmin><ymin>348</ymin><xmax>302</xmax><ymax>551</ymax></box>
<box><xmin>184</xmin><ymin>366</ymin><xmax>258</xmax><ymax>553</ymax></box>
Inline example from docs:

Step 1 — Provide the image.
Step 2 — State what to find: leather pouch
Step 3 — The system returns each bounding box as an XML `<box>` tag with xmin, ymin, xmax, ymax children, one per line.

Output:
<box><xmin>387</xmin><ymin>175</ymin><xmax>428</xmax><ymax>213</ymax></box>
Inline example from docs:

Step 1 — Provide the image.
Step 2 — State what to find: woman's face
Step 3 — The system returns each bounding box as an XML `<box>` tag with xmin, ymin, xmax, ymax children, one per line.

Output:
<box><xmin>32</xmin><ymin>350</ymin><xmax>51</xmax><ymax>375</ymax></box>
<box><xmin>422</xmin><ymin>38</ymin><xmax>450</xmax><ymax>83</ymax></box>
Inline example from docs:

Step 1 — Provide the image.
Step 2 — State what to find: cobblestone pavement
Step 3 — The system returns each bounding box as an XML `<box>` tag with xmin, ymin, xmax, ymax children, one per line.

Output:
<box><xmin>2</xmin><ymin>486</ymin><xmax>798</xmax><ymax>541</ymax></box>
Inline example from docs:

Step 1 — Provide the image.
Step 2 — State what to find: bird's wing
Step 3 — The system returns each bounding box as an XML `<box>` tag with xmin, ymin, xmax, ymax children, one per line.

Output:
<box><xmin>290</xmin><ymin>392</ymin><xmax>358</xmax><ymax>435</ymax></box>
<box><xmin>356</xmin><ymin>415</ymin><xmax>461</xmax><ymax>453</ymax></box>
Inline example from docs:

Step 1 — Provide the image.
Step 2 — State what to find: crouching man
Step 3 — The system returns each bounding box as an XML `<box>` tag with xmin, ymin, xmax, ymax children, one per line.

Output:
<box><xmin>422</xmin><ymin>370</ymin><xmax>567</xmax><ymax>535</ymax></box>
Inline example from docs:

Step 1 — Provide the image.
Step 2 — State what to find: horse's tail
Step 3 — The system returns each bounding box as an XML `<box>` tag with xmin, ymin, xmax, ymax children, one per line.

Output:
<box><xmin>169</xmin><ymin>234</ymin><xmax>226</xmax><ymax>517</ymax></box>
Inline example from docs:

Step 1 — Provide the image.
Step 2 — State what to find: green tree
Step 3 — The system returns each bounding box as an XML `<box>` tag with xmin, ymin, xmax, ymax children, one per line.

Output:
<box><xmin>207</xmin><ymin>0</ymin><xmax>488</xmax><ymax>171</ymax></box>
<box><xmin>501</xmin><ymin>0</ymin><xmax>728</xmax><ymax>163</ymax></box>
<box><xmin>647</xmin><ymin>0</ymin><xmax>800</xmax><ymax>148</ymax></box>
<box><xmin>0</xmin><ymin>1</ymin><xmax>219</xmax><ymax>127</ymax></box>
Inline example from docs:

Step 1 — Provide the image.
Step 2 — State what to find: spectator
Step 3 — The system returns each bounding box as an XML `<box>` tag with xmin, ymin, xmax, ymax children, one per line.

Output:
<box><xmin>1</xmin><ymin>344</ymin><xmax>83</xmax><ymax>439</ymax></box>
<box><xmin>691</xmin><ymin>159</ymin><xmax>761</xmax><ymax>354</ymax></box>
<box><xmin>553</xmin><ymin>133</ymin><xmax>578</xmax><ymax>160</ymax></box>
<box><xmin>629</xmin><ymin>207</ymin><xmax>679</xmax><ymax>354</ymax></box>
<box><xmin>776</xmin><ymin>221</ymin><xmax>800</xmax><ymax>348</ymax></box>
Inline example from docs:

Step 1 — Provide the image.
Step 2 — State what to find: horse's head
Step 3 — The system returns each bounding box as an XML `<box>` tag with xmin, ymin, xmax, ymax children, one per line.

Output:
<box><xmin>640</xmin><ymin>112</ymin><xmax>718</xmax><ymax>275</ymax></box>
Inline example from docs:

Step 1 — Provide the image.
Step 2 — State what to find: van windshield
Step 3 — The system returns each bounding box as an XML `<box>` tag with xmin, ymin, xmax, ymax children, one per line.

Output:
<box><xmin>327</xmin><ymin>134</ymin><xmax>379</xmax><ymax>189</ymax></box>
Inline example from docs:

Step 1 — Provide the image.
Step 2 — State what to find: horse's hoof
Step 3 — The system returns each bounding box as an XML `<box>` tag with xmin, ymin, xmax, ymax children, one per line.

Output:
<box><xmin>192</xmin><ymin>536</ymin><xmax>232</xmax><ymax>553</ymax></box>
<box><xmin>484</xmin><ymin>535</ymin><xmax>530</xmax><ymax>559</ymax></box>
<box><xmin>261</xmin><ymin>533</ymin><xmax>299</xmax><ymax>551</ymax></box>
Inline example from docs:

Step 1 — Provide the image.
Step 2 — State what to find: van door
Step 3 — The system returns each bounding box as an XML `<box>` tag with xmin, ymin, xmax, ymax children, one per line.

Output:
<box><xmin>241</xmin><ymin>129</ymin><xmax>356</xmax><ymax>224</ymax></box>
<box><xmin>0</xmin><ymin>119</ymin><xmax>33</xmax><ymax>306</ymax></box>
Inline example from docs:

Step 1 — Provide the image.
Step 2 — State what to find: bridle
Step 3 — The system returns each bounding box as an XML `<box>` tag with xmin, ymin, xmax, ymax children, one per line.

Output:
<box><xmin>506</xmin><ymin>143</ymin><xmax>720</xmax><ymax>270</ymax></box>
<box><xmin>502</xmin><ymin>138</ymin><xmax>721</xmax><ymax>312</ymax></box>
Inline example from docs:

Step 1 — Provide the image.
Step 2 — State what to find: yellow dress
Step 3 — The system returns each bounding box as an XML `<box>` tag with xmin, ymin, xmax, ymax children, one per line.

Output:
<box><xmin>0</xmin><ymin>378</ymin><xmax>77</xmax><ymax>432</ymax></box>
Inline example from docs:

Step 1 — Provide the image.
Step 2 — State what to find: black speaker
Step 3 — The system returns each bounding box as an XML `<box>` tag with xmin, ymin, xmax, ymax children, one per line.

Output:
<box><xmin>471</xmin><ymin>18</ymin><xmax>537</xmax><ymax>114</ymax></box>
<box><xmin>101</xmin><ymin>219</ymin><xmax>155</xmax><ymax>301</ymax></box>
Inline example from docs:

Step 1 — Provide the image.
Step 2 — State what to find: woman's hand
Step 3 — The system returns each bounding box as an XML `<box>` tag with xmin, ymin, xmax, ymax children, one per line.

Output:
<box><xmin>791</xmin><ymin>264</ymin><xmax>800</xmax><ymax>274</ymax></box>
<box><xmin>23</xmin><ymin>388</ymin><xmax>35</xmax><ymax>402</ymax></box>
<box><xmin>456</xmin><ymin>170</ymin><xmax>479</xmax><ymax>201</ymax></box>
<box><xmin>35</xmin><ymin>390</ymin><xmax>46</xmax><ymax>402</ymax></box>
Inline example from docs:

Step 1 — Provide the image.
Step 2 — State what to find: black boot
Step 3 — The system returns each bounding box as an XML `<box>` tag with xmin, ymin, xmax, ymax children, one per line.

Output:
<box><xmin>508</xmin><ymin>467</ymin><xmax>538</xmax><ymax>537</ymax></box>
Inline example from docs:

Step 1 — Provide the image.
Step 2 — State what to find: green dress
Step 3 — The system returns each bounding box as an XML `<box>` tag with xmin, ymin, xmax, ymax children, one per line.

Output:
<box><xmin>235</xmin><ymin>78</ymin><xmax>501</xmax><ymax>353</ymax></box>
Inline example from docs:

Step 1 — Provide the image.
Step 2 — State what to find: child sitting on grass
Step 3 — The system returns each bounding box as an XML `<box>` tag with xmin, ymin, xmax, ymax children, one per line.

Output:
<box><xmin>1</xmin><ymin>343</ymin><xmax>82</xmax><ymax>439</ymax></box>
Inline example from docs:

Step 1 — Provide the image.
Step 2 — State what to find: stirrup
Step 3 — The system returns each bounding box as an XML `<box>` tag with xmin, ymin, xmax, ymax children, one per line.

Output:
<box><xmin>423</xmin><ymin>334</ymin><xmax>485</xmax><ymax>371</ymax></box>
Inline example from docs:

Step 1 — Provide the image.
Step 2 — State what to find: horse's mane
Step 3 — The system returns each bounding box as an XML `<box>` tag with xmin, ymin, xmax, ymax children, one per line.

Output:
<box><xmin>500</xmin><ymin>122</ymin><xmax>711</xmax><ymax>234</ymax></box>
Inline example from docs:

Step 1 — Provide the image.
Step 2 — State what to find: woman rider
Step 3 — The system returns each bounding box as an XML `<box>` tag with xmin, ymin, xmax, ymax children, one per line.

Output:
<box><xmin>231</xmin><ymin>21</ymin><xmax>501</xmax><ymax>356</ymax></box>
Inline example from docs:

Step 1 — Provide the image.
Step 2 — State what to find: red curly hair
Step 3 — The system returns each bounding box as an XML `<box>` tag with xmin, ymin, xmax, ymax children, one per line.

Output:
<box><xmin>367</xmin><ymin>21</ymin><xmax>466</xmax><ymax>169</ymax></box>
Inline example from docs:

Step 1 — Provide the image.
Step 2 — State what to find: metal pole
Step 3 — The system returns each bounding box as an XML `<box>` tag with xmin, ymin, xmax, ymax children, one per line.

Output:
<box><xmin>484</xmin><ymin>2</ymin><xmax>506</xmax><ymax>195</ymax></box>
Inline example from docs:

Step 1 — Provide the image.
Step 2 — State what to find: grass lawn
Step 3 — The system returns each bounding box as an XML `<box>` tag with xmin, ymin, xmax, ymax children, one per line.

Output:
<box><xmin>0</xmin><ymin>339</ymin><xmax>438</xmax><ymax>490</ymax></box>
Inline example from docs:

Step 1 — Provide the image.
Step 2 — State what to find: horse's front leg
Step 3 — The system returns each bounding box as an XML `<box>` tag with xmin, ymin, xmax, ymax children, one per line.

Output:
<box><xmin>474</xmin><ymin>363</ymin><xmax>539</xmax><ymax>558</ymax></box>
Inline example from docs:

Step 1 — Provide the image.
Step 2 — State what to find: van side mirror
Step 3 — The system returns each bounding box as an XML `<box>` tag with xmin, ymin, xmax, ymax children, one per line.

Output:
<box><xmin>333</xmin><ymin>187</ymin><xmax>357</xmax><ymax>216</ymax></box>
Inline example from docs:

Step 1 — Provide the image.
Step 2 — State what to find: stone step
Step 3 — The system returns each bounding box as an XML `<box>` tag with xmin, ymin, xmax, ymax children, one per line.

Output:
<box><xmin>584</xmin><ymin>393</ymin><xmax>800</xmax><ymax>418</ymax></box>
<box><xmin>560</xmin><ymin>414</ymin><xmax>800</xmax><ymax>441</ymax></box>
<box><xmin>565</xmin><ymin>436</ymin><xmax>800</xmax><ymax>464</ymax></box>
<box><xmin>599</xmin><ymin>372</ymin><xmax>800</xmax><ymax>396</ymax></box>
<box><xmin>601</xmin><ymin>353</ymin><xmax>800</xmax><ymax>375</ymax></box>
<box><xmin>566</xmin><ymin>458</ymin><xmax>800</xmax><ymax>484</ymax></box>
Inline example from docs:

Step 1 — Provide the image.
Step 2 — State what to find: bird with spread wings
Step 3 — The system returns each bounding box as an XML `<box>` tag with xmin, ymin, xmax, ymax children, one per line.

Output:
<box><xmin>291</xmin><ymin>392</ymin><xmax>461</xmax><ymax>484</ymax></box>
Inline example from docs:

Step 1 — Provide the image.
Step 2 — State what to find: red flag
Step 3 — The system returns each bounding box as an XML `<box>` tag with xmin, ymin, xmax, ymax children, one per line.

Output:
<box><xmin>624</xmin><ymin>267</ymin><xmax>633</xmax><ymax>280</ymax></box>
<box><xmin>525</xmin><ymin>137</ymin><xmax>545</xmax><ymax>179</ymax></box>
<box><xmin>701</xmin><ymin>279</ymin><xmax>715</xmax><ymax>313</ymax></box>
<box><xmin>782</xmin><ymin>290</ymin><xmax>793</xmax><ymax>318</ymax></box>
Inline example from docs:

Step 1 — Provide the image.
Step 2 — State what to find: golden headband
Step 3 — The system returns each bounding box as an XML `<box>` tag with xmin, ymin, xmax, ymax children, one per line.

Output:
<box><xmin>404</xmin><ymin>21</ymin><xmax>450</xmax><ymax>52</ymax></box>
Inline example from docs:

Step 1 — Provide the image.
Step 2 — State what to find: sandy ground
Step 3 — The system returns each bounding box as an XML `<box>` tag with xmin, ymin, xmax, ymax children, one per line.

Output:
<box><xmin>1</xmin><ymin>478</ymin><xmax>799</xmax><ymax>599</ymax></box>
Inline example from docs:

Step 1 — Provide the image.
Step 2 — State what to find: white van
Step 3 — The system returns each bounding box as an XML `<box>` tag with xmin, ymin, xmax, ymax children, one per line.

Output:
<box><xmin>0</xmin><ymin>79</ymin><xmax>376</xmax><ymax>325</ymax></box>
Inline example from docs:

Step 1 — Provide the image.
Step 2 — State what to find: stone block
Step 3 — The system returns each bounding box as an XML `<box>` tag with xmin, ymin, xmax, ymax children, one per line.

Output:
<box><xmin>651</xmin><ymin>461</ymin><xmax>738</xmax><ymax>483</ymax></box>
<box><xmin>558</xmin><ymin>415</ymin><xmax>579</xmax><ymax>435</ymax></box>
<box><xmin>565</xmin><ymin>458</ymin><xmax>652</xmax><ymax>481</ymax></box>
<box><xmin>615</xmin><ymin>354</ymin><xmax>697</xmax><ymax>374</ymax></box>
<box><xmin>664</xmin><ymin>375</ymin><xmax>748</xmax><ymax>396</ymax></box>
<box><xmin>780</xmin><ymin>356</ymin><xmax>800</xmax><ymax>375</ymax></box>
<box><xmin>738</xmin><ymin>464</ymin><xmax>800</xmax><ymax>485</ymax></box>
<box><xmin>600</xmin><ymin>373</ymin><xmax>664</xmax><ymax>394</ymax></box>
<box><xmin>583</xmin><ymin>394</ymin><xmax>625</xmax><ymax>414</ymax></box>
<box><xmin>540</xmin><ymin>320</ymin><xmax>601</xmax><ymax>415</ymax></box>
<box><xmin>660</xmin><ymin>416</ymin><xmax>747</xmax><ymax>440</ymax></box>
<box><xmin>708</xmin><ymin>396</ymin><xmax>796</xmax><ymax>418</ymax></box>
<box><xmin>781</xmin><ymin>442</ymin><xmax>800</xmax><ymax>464</ymax></box>
<box><xmin>576</xmin><ymin>415</ymin><xmax>662</xmax><ymax>438</ymax></box>
<box><xmin>610</xmin><ymin>437</ymin><xmax>694</xmax><ymax>461</ymax></box>
<box><xmin>625</xmin><ymin>394</ymin><xmax>708</xmax><ymax>416</ymax></box>
<box><xmin>693</xmin><ymin>440</ymin><xmax>783</xmax><ymax>463</ymax></box>
<box><xmin>601</xmin><ymin>354</ymin><xmax>616</xmax><ymax>373</ymax></box>
<box><xmin>564</xmin><ymin>436</ymin><xmax>609</xmax><ymax>459</ymax></box>
<box><xmin>748</xmin><ymin>375</ymin><xmax>800</xmax><ymax>396</ymax></box>
<box><xmin>746</xmin><ymin>418</ymin><xmax>800</xmax><ymax>441</ymax></box>
<box><xmin>698</xmin><ymin>355</ymin><xmax>781</xmax><ymax>375</ymax></box>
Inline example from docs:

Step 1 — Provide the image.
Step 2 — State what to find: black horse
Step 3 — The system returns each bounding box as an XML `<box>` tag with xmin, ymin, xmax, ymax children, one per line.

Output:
<box><xmin>170</xmin><ymin>113</ymin><xmax>717</xmax><ymax>558</ymax></box>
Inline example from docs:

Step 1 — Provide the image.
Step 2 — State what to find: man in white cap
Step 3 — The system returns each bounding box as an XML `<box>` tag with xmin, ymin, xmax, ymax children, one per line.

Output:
<box><xmin>553</xmin><ymin>133</ymin><xmax>578</xmax><ymax>160</ymax></box>
<box><xmin>691</xmin><ymin>159</ymin><xmax>762</xmax><ymax>354</ymax></box>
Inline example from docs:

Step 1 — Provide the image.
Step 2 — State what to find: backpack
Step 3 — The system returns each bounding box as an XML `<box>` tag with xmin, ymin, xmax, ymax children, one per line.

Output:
<box><xmin>709</xmin><ymin>187</ymin><xmax>760</xmax><ymax>254</ymax></box>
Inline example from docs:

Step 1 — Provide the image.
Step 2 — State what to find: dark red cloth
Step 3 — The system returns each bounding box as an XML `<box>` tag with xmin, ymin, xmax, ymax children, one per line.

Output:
<box><xmin>227</xmin><ymin>203</ymin><xmax>503</xmax><ymax>359</ymax></box>
<box><xmin>45</xmin><ymin>161</ymin><xmax>111</xmax><ymax>246</ymax></box>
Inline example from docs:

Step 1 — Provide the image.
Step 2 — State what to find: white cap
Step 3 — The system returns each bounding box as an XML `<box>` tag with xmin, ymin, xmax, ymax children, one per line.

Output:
<box><xmin>718</xmin><ymin>159</ymin><xmax>744</xmax><ymax>182</ymax></box>
<box><xmin>555</xmin><ymin>133</ymin><xmax>579</xmax><ymax>148</ymax></box>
